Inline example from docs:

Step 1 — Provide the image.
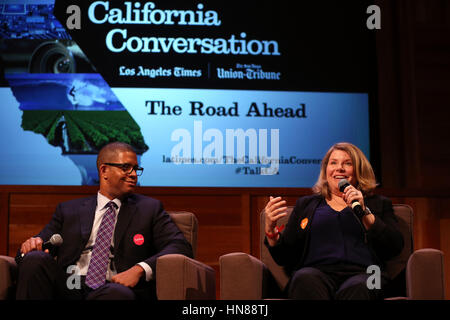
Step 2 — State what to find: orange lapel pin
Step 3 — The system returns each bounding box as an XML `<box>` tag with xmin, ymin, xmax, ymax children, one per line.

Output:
<box><xmin>300</xmin><ymin>218</ymin><xmax>308</xmax><ymax>230</ymax></box>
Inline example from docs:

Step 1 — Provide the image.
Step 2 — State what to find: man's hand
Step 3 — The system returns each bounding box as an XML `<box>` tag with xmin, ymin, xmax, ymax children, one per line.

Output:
<box><xmin>20</xmin><ymin>237</ymin><xmax>49</xmax><ymax>255</ymax></box>
<box><xmin>111</xmin><ymin>265</ymin><xmax>145</xmax><ymax>288</ymax></box>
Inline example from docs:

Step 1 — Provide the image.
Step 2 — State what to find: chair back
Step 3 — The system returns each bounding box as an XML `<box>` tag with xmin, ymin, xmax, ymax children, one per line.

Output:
<box><xmin>385</xmin><ymin>204</ymin><xmax>414</xmax><ymax>280</ymax></box>
<box><xmin>260</xmin><ymin>207</ymin><xmax>293</xmax><ymax>291</ymax></box>
<box><xmin>168</xmin><ymin>211</ymin><xmax>198</xmax><ymax>258</ymax></box>
<box><xmin>259</xmin><ymin>204</ymin><xmax>413</xmax><ymax>292</ymax></box>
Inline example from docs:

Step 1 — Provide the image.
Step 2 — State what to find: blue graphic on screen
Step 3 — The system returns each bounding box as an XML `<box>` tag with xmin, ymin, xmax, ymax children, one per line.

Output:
<box><xmin>0</xmin><ymin>0</ymin><xmax>69</xmax><ymax>39</ymax></box>
<box><xmin>7</xmin><ymin>73</ymin><xmax>126</xmax><ymax>111</ymax></box>
<box><xmin>3</xmin><ymin>74</ymin><xmax>148</xmax><ymax>185</ymax></box>
<box><xmin>0</xmin><ymin>0</ymin><xmax>373</xmax><ymax>187</ymax></box>
<box><xmin>113</xmin><ymin>88</ymin><xmax>370</xmax><ymax>187</ymax></box>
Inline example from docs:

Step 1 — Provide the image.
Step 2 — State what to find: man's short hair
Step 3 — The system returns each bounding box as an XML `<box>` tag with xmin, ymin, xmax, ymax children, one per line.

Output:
<box><xmin>96</xmin><ymin>142</ymin><xmax>136</xmax><ymax>173</ymax></box>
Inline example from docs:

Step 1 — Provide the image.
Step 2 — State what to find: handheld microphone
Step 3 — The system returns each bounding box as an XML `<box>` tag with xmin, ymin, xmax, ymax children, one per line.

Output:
<box><xmin>20</xmin><ymin>234</ymin><xmax>63</xmax><ymax>257</ymax></box>
<box><xmin>338</xmin><ymin>179</ymin><xmax>365</xmax><ymax>219</ymax></box>
<box><xmin>42</xmin><ymin>234</ymin><xmax>63</xmax><ymax>251</ymax></box>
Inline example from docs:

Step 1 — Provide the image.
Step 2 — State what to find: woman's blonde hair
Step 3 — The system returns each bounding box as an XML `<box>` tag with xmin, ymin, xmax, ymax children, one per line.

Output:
<box><xmin>312</xmin><ymin>142</ymin><xmax>377</xmax><ymax>199</ymax></box>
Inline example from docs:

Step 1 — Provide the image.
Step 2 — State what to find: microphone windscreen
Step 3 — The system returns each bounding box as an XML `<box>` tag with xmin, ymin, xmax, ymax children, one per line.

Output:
<box><xmin>338</xmin><ymin>179</ymin><xmax>350</xmax><ymax>192</ymax></box>
<box><xmin>49</xmin><ymin>234</ymin><xmax>63</xmax><ymax>246</ymax></box>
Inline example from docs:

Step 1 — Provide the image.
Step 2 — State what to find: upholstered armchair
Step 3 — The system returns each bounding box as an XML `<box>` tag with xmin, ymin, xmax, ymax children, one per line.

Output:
<box><xmin>220</xmin><ymin>204</ymin><xmax>445</xmax><ymax>300</ymax></box>
<box><xmin>0</xmin><ymin>211</ymin><xmax>215</xmax><ymax>300</ymax></box>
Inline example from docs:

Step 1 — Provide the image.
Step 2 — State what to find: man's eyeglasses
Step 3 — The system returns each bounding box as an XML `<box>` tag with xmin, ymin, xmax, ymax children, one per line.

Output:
<box><xmin>103</xmin><ymin>163</ymin><xmax>144</xmax><ymax>176</ymax></box>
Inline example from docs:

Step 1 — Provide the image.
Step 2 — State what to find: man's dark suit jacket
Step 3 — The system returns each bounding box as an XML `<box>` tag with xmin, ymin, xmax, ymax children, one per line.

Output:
<box><xmin>17</xmin><ymin>193</ymin><xmax>193</xmax><ymax>295</ymax></box>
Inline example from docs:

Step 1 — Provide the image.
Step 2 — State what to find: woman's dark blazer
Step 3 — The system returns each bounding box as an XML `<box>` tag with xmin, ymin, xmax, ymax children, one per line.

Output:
<box><xmin>266</xmin><ymin>194</ymin><xmax>404</xmax><ymax>275</ymax></box>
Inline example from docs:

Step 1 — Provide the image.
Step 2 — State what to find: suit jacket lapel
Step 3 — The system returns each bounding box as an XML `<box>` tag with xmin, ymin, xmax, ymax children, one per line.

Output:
<box><xmin>79</xmin><ymin>195</ymin><xmax>97</xmax><ymax>248</ymax></box>
<box><xmin>114</xmin><ymin>197</ymin><xmax>137</xmax><ymax>249</ymax></box>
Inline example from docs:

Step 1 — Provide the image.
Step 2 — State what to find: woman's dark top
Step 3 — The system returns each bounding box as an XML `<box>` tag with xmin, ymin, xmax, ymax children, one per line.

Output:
<box><xmin>265</xmin><ymin>194</ymin><xmax>404</xmax><ymax>275</ymax></box>
<box><xmin>302</xmin><ymin>199</ymin><xmax>374</xmax><ymax>268</ymax></box>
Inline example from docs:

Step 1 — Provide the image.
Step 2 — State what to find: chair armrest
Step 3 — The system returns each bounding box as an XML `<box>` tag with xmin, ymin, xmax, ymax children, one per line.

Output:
<box><xmin>0</xmin><ymin>255</ymin><xmax>17</xmax><ymax>300</ymax></box>
<box><xmin>220</xmin><ymin>252</ymin><xmax>269</xmax><ymax>300</ymax></box>
<box><xmin>406</xmin><ymin>248</ymin><xmax>445</xmax><ymax>300</ymax></box>
<box><xmin>156</xmin><ymin>254</ymin><xmax>216</xmax><ymax>300</ymax></box>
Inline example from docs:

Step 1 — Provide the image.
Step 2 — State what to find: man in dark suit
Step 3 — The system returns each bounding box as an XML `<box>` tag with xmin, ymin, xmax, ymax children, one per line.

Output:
<box><xmin>16</xmin><ymin>142</ymin><xmax>193</xmax><ymax>299</ymax></box>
